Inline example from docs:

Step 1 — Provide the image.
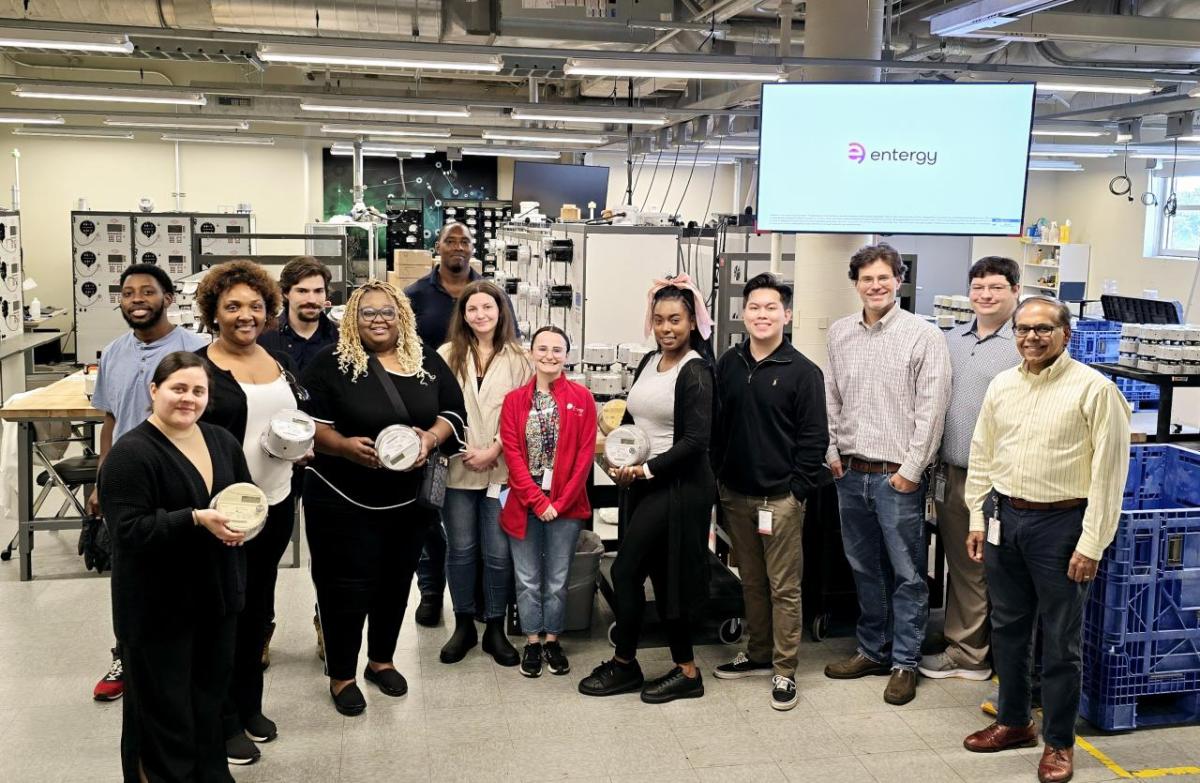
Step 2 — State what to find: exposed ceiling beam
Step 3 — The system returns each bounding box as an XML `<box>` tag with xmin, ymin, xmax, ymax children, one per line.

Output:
<box><xmin>949</xmin><ymin>12</ymin><xmax>1200</xmax><ymax>48</ymax></box>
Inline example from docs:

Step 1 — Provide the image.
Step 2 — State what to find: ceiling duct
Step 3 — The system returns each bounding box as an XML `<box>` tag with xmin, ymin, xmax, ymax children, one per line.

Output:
<box><xmin>0</xmin><ymin>1</ymin><xmax>443</xmax><ymax>41</ymax></box>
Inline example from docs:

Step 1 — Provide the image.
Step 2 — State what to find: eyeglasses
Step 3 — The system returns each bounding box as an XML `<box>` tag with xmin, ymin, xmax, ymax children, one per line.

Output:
<box><xmin>359</xmin><ymin>307</ymin><xmax>398</xmax><ymax>323</ymax></box>
<box><xmin>1014</xmin><ymin>324</ymin><xmax>1060</xmax><ymax>337</ymax></box>
<box><xmin>281</xmin><ymin>368</ymin><xmax>310</xmax><ymax>402</ymax></box>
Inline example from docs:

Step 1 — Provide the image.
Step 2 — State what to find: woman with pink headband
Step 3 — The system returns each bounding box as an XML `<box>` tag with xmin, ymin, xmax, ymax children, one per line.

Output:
<box><xmin>579</xmin><ymin>274</ymin><xmax>717</xmax><ymax>704</ymax></box>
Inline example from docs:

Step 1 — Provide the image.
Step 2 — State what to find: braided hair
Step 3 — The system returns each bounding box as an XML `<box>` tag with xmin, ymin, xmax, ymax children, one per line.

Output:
<box><xmin>334</xmin><ymin>280</ymin><xmax>428</xmax><ymax>382</ymax></box>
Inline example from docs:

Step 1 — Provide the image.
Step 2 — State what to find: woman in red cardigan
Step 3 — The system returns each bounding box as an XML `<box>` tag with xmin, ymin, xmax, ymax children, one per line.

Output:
<box><xmin>499</xmin><ymin>326</ymin><xmax>596</xmax><ymax>679</ymax></box>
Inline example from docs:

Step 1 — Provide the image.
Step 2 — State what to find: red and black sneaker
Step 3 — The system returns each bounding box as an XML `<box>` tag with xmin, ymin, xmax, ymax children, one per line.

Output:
<box><xmin>93</xmin><ymin>649</ymin><xmax>124</xmax><ymax>702</ymax></box>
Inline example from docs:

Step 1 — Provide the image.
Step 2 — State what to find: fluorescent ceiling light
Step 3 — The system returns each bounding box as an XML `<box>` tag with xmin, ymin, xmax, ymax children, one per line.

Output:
<box><xmin>105</xmin><ymin>116</ymin><xmax>249</xmax><ymax>131</ymax></box>
<box><xmin>13</xmin><ymin>127</ymin><xmax>132</xmax><ymax>139</ymax></box>
<box><xmin>330</xmin><ymin>142</ymin><xmax>436</xmax><ymax>154</ymax></box>
<box><xmin>1035</xmin><ymin>80</ymin><xmax>1156</xmax><ymax>96</ymax></box>
<box><xmin>1131</xmin><ymin>152</ymin><xmax>1200</xmax><ymax>161</ymax></box>
<box><xmin>482</xmin><ymin>130</ymin><xmax>607</xmax><ymax>144</ymax></box>
<box><xmin>564</xmin><ymin>57</ymin><xmax>781</xmax><ymax>82</ymax></box>
<box><xmin>162</xmin><ymin>134</ymin><xmax>274</xmax><ymax>146</ymax></box>
<box><xmin>0</xmin><ymin>112</ymin><xmax>63</xmax><ymax>124</ymax></box>
<box><xmin>1031</xmin><ymin>129</ymin><xmax>1108</xmax><ymax>137</ymax></box>
<box><xmin>926</xmin><ymin>1</ymin><xmax>1074</xmax><ymax>36</ymax></box>
<box><xmin>511</xmin><ymin>108</ymin><xmax>666</xmax><ymax>126</ymax></box>
<box><xmin>1029</xmin><ymin>151</ymin><xmax>1113</xmax><ymax>158</ymax></box>
<box><xmin>330</xmin><ymin>147</ymin><xmax>426</xmax><ymax>158</ymax></box>
<box><xmin>462</xmin><ymin>147</ymin><xmax>561</xmax><ymax>159</ymax></box>
<box><xmin>320</xmin><ymin>124</ymin><xmax>451</xmax><ymax>138</ymax></box>
<box><xmin>1028</xmin><ymin>160</ymin><xmax>1084</xmax><ymax>171</ymax></box>
<box><xmin>702</xmin><ymin>142</ymin><xmax>758</xmax><ymax>151</ymax></box>
<box><xmin>258</xmin><ymin>43</ymin><xmax>502</xmax><ymax>73</ymax></box>
<box><xmin>14</xmin><ymin>84</ymin><xmax>206</xmax><ymax>106</ymax></box>
<box><xmin>0</xmin><ymin>27</ymin><xmax>133</xmax><ymax>54</ymax></box>
<box><xmin>300</xmin><ymin>98</ymin><xmax>469</xmax><ymax>118</ymax></box>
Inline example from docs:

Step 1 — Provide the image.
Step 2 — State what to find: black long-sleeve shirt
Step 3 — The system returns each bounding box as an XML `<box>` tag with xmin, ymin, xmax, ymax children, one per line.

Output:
<box><xmin>712</xmin><ymin>339</ymin><xmax>831</xmax><ymax>500</ymax></box>
<box><xmin>99</xmin><ymin>421</ymin><xmax>252</xmax><ymax>643</ymax></box>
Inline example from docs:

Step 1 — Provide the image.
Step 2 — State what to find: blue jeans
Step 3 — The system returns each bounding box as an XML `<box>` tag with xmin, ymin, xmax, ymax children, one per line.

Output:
<box><xmin>416</xmin><ymin>518</ymin><xmax>446</xmax><ymax>598</ymax></box>
<box><xmin>986</xmin><ymin>497</ymin><xmax>1089</xmax><ymax>749</ymax></box>
<box><xmin>442</xmin><ymin>488</ymin><xmax>512</xmax><ymax>620</ymax></box>
<box><xmin>508</xmin><ymin>513</ymin><xmax>582</xmax><ymax>636</ymax></box>
<box><xmin>835</xmin><ymin>469</ymin><xmax>929</xmax><ymax>670</ymax></box>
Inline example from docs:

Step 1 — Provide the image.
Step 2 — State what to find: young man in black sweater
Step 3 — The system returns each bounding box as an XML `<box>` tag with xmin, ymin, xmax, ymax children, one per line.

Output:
<box><xmin>710</xmin><ymin>273</ymin><xmax>830</xmax><ymax>711</ymax></box>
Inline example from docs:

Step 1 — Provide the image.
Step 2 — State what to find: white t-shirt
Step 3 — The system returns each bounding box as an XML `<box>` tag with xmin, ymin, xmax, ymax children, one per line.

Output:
<box><xmin>240</xmin><ymin>376</ymin><xmax>299</xmax><ymax>505</ymax></box>
<box><xmin>625</xmin><ymin>350</ymin><xmax>700</xmax><ymax>459</ymax></box>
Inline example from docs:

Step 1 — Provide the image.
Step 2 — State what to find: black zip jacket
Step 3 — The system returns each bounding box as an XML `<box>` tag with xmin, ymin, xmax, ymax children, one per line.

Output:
<box><xmin>711</xmin><ymin>339</ymin><xmax>831</xmax><ymax>499</ymax></box>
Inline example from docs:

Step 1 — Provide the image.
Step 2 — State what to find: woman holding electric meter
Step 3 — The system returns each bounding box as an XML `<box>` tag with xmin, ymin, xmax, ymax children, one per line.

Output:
<box><xmin>300</xmin><ymin>280</ymin><xmax>466</xmax><ymax>716</ymax></box>
<box><xmin>580</xmin><ymin>276</ymin><xmax>716</xmax><ymax>705</ymax></box>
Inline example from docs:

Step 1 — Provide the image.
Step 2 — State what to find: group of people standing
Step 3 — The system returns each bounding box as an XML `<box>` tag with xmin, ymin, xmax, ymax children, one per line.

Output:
<box><xmin>88</xmin><ymin>221</ymin><xmax>1133</xmax><ymax>783</ymax></box>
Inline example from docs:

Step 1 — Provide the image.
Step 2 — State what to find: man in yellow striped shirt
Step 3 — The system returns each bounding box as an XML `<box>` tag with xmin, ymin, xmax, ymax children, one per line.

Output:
<box><xmin>961</xmin><ymin>297</ymin><xmax>1131</xmax><ymax>783</ymax></box>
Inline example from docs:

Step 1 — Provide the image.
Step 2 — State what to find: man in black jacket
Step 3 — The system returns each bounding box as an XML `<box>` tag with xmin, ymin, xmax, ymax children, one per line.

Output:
<box><xmin>711</xmin><ymin>273</ymin><xmax>829</xmax><ymax>712</ymax></box>
<box><xmin>257</xmin><ymin>255</ymin><xmax>338</xmax><ymax>373</ymax></box>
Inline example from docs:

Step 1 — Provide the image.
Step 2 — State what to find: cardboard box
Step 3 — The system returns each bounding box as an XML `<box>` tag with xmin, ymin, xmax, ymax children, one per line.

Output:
<box><xmin>387</xmin><ymin>271</ymin><xmax>423</xmax><ymax>291</ymax></box>
<box><xmin>393</xmin><ymin>249</ymin><xmax>433</xmax><ymax>268</ymax></box>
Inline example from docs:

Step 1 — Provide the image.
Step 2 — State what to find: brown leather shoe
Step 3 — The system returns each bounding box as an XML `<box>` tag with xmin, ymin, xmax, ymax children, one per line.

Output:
<box><xmin>1038</xmin><ymin>745</ymin><xmax>1073</xmax><ymax>783</ymax></box>
<box><xmin>824</xmin><ymin>653</ymin><xmax>891</xmax><ymax>680</ymax></box>
<box><xmin>883</xmin><ymin>668</ymin><xmax>917</xmax><ymax>705</ymax></box>
<box><xmin>963</xmin><ymin>721</ymin><xmax>1038</xmax><ymax>753</ymax></box>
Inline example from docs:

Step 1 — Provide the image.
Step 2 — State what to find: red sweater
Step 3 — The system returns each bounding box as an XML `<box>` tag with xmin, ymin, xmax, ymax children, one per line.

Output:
<box><xmin>499</xmin><ymin>376</ymin><xmax>596</xmax><ymax>539</ymax></box>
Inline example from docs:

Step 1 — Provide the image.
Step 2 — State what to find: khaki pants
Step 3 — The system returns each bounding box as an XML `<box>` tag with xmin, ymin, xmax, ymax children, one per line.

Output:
<box><xmin>719</xmin><ymin>483</ymin><xmax>804</xmax><ymax>678</ymax></box>
<box><xmin>934</xmin><ymin>462</ymin><xmax>990</xmax><ymax>669</ymax></box>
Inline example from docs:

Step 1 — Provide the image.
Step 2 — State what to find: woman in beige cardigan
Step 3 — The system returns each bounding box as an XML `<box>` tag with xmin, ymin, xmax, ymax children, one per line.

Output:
<box><xmin>437</xmin><ymin>280</ymin><xmax>533</xmax><ymax>666</ymax></box>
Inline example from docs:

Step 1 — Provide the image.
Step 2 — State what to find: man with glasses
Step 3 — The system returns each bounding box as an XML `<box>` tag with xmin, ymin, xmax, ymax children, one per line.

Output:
<box><xmin>961</xmin><ymin>296</ymin><xmax>1130</xmax><ymax>783</ymax></box>
<box><xmin>823</xmin><ymin>243</ymin><xmax>952</xmax><ymax>706</ymax></box>
<box><xmin>919</xmin><ymin>257</ymin><xmax>1022</xmax><ymax>683</ymax></box>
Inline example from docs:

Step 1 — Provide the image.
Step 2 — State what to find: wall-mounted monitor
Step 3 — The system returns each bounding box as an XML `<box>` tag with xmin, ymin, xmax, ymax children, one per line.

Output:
<box><xmin>757</xmin><ymin>82</ymin><xmax>1036</xmax><ymax>235</ymax></box>
<box><xmin>512</xmin><ymin>160</ymin><xmax>610</xmax><ymax>220</ymax></box>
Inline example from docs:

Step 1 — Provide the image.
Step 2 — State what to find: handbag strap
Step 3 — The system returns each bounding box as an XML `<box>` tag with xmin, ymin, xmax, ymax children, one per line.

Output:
<box><xmin>368</xmin><ymin>355</ymin><xmax>412</xmax><ymax>422</ymax></box>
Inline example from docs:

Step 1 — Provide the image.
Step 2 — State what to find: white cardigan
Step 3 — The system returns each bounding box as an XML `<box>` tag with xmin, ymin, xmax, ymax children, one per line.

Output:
<box><xmin>437</xmin><ymin>342</ymin><xmax>533</xmax><ymax>490</ymax></box>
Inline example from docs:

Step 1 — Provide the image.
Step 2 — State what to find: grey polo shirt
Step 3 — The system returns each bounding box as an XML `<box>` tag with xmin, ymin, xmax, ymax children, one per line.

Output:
<box><xmin>940</xmin><ymin>318</ymin><xmax>1020</xmax><ymax>468</ymax></box>
<box><xmin>91</xmin><ymin>327</ymin><xmax>210</xmax><ymax>441</ymax></box>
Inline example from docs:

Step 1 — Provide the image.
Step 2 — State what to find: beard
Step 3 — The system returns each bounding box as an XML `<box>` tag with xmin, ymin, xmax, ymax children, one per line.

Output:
<box><xmin>292</xmin><ymin>304</ymin><xmax>323</xmax><ymax>323</ymax></box>
<box><xmin>121</xmin><ymin>302</ymin><xmax>166</xmax><ymax>330</ymax></box>
<box><xmin>441</xmin><ymin>254</ymin><xmax>469</xmax><ymax>274</ymax></box>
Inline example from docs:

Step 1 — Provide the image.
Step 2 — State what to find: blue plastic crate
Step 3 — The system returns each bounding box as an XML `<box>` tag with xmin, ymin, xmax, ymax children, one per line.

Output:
<box><xmin>1115</xmin><ymin>376</ymin><xmax>1160</xmax><ymax>404</ymax></box>
<box><xmin>1081</xmin><ymin>445</ymin><xmax>1200</xmax><ymax>731</ymax></box>
<box><xmin>1069</xmin><ymin>321</ymin><xmax>1121</xmax><ymax>364</ymax></box>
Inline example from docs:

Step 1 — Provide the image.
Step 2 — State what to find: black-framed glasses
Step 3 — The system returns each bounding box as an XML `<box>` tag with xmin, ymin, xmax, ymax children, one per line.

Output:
<box><xmin>1014</xmin><ymin>324</ymin><xmax>1060</xmax><ymax>337</ymax></box>
<box><xmin>360</xmin><ymin>307</ymin><xmax>398</xmax><ymax>323</ymax></box>
<box><xmin>281</xmin><ymin>368</ymin><xmax>310</xmax><ymax>402</ymax></box>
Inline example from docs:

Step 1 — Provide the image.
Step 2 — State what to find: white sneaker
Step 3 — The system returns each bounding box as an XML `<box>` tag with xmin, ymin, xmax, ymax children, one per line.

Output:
<box><xmin>771</xmin><ymin>674</ymin><xmax>798</xmax><ymax>711</ymax></box>
<box><xmin>917</xmin><ymin>651</ymin><xmax>992</xmax><ymax>681</ymax></box>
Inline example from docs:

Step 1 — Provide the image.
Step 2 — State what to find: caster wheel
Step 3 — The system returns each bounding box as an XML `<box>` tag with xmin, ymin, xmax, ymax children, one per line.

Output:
<box><xmin>718</xmin><ymin>618</ymin><xmax>744</xmax><ymax>644</ymax></box>
<box><xmin>0</xmin><ymin>550</ymin><xmax>10</xmax><ymax>561</ymax></box>
<box><xmin>810</xmin><ymin>613</ymin><xmax>829</xmax><ymax>642</ymax></box>
<box><xmin>607</xmin><ymin>621</ymin><xmax>617</xmax><ymax>647</ymax></box>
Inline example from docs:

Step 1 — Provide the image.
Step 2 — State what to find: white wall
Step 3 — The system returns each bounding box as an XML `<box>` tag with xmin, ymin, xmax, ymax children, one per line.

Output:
<box><xmin>0</xmin><ymin>137</ymin><xmax>325</xmax><ymax>353</ymax></box>
<box><xmin>591</xmin><ymin>152</ymin><xmax>737</xmax><ymax>224</ymax></box>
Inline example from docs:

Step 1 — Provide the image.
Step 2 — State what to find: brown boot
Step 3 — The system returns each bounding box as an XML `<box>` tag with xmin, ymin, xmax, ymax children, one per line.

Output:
<box><xmin>963</xmin><ymin>721</ymin><xmax>1038</xmax><ymax>753</ymax></box>
<box><xmin>824</xmin><ymin>652</ymin><xmax>891</xmax><ymax>680</ymax></box>
<box><xmin>883</xmin><ymin>669</ymin><xmax>917</xmax><ymax>705</ymax></box>
<box><xmin>1038</xmin><ymin>745</ymin><xmax>1073</xmax><ymax>783</ymax></box>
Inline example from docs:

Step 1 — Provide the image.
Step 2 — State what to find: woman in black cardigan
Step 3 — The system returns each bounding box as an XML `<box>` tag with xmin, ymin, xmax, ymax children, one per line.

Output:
<box><xmin>579</xmin><ymin>278</ymin><xmax>716</xmax><ymax>704</ymax></box>
<box><xmin>194</xmin><ymin>260</ymin><xmax>304</xmax><ymax>764</ymax></box>
<box><xmin>100</xmin><ymin>351</ymin><xmax>252</xmax><ymax>783</ymax></box>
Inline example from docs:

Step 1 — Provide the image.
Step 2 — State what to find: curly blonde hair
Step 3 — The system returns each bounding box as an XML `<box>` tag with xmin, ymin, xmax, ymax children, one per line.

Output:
<box><xmin>335</xmin><ymin>279</ymin><xmax>428</xmax><ymax>382</ymax></box>
<box><xmin>194</xmin><ymin>260</ymin><xmax>281</xmax><ymax>334</ymax></box>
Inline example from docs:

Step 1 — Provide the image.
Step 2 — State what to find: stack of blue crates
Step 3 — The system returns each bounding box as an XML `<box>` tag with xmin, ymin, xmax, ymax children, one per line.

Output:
<box><xmin>1080</xmin><ymin>444</ymin><xmax>1200</xmax><ymax>731</ymax></box>
<box><xmin>1069</xmin><ymin>320</ymin><xmax>1161</xmax><ymax>411</ymax></box>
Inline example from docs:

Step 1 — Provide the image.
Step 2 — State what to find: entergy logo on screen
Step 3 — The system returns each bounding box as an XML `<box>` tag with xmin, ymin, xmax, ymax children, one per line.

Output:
<box><xmin>847</xmin><ymin>142</ymin><xmax>937</xmax><ymax>166</ymax></box>
<box><xmin>847</xmin><ymin>142</ymin><xmax>866</xmax><ymax>163</ymax></box>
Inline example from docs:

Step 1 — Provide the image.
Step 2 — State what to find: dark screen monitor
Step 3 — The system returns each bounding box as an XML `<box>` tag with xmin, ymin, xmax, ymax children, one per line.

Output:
<box><xmin>512</xmin><ymin>161</ymin><xmax>610</xmax><ymax>220</ymax></box>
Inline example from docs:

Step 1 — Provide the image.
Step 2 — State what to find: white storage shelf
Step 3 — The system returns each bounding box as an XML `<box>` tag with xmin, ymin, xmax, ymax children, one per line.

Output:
<box><xmin>1021</xmin><ymin>241</ymin><xmax>1089</xmax><ymax>300</ymax></box>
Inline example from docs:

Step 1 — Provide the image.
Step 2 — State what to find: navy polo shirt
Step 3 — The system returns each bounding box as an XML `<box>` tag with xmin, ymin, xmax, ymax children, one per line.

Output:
<box><xmin>257</xmin><ymin>309</ymin><xmax>339</xmax><ymax>373</ymax></box>
<box><xmin>405</xmin><ymin>266</ymin><xmax>483</xmax><ymax>349</ymax></box>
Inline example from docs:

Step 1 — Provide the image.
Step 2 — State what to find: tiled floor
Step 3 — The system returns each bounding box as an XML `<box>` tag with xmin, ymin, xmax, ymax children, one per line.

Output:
<box><xmin>2</xmin><ymin>523</ymin><xmax>1200</xmax><ymax>782</ymax></box>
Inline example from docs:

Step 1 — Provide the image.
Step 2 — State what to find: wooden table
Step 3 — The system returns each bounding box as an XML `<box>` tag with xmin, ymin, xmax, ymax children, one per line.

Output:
<box><xmin>0</xmin><ymin>373</ymin><xmax>102</xmax><ymax>580</ymax></box>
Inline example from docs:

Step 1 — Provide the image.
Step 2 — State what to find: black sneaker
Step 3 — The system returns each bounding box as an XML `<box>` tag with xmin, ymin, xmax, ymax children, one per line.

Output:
<box><xmin>521</xmin><ymin>643</ymin><xmax>543</xmax><ymax>678</ymax></box>
<box><xmin>578</xmin><ymin>658</ymin><xmax>644</xmax><ymax>697</ymax></box>
<box><xmin>415</xmin><ymin>594</ymin><xmax>443</xmax><ymax>627</ymax></box>
<box><xmin>226</xmin><ymin>733</ymin><xmax>260</xmax><ymax>766</ymax></box>
<box><xmin>542</xmin><ymin>641</ymin><xmax>570</xmax><ymax>675</ymax></box>
<box><xmin>640</xmin><ymin>667</ymin><xmax>704</xmax><ymax>704</ymax></box>
<box><xmin>713</xmin><ymin>652</ymin><xmax>773</xmax><ymax>680</ymax></box>
<box><xmin>771</xmin><ymin>674</ymin><xmax>799</xmax><ymax>711</ymax></box>
<box><xmin>243</xmin><ymin>713</ymin><xmax>277</xmax><ymax>743</ymax></box>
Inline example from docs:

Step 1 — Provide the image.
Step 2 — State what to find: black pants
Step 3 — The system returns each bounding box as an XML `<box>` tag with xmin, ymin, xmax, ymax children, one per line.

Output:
<box><xmin>305</xmin><ymin>483</ymin><xmax>432</xmax><ymax>682</ymax></box>
<box><xmin>223</xmin><ymin>497</ymin><xmax>294</xmax><ymax>737</ymax></box>
<box><xmin>121</xmin><ymin>614</ymin><xmax>236</xmax><ymax>783</ymax></box>
<box><xmin>986</xmin><ymin>497</ymin><xmax>1090</xmax><ymax>749</ymax></box>
<box><xmin>612</xmin><ymin>482</ymin><xmax>694</xmax><ymax>664</ymax></box>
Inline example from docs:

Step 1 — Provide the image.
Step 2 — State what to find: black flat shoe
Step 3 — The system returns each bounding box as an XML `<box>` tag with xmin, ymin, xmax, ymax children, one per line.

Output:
<box><xmin>415</xmin><ymin>594</ymin><xmax>443</xmax><ymax>627</ymax></box>
<box><xmin>226</xmin><ymin>733</ymin><xmax>260</xmax><ymax>765</ymax></box>
<box><xmin>330</xmin><ymin>682</ymin><xmax>366</xmax><ymax>716</ymax></box>
<box><xmin>364</xmin><ymin>665</ymin><xmax>408</xmax><ymax>697</ymax></box>
<box><xmin>243</xmin><ymin>713</ymin><xmax>277</xmax><ymax>743</ymax></box>
<box><xmin>578</xmin><ymin>658</ymin><xmax>644</xmax><ymax>697</ymax></box>
<box><xmin>640</xmin><ymin>667</ymin><xmax>704</xmax><ymax>704</ymax></box>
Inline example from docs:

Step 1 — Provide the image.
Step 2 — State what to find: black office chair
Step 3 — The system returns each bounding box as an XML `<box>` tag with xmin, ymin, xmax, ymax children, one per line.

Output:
<box><xmin>0</xmin><ymin>428</ymin><xmax>98</xmax><ymax>562</ymax></box>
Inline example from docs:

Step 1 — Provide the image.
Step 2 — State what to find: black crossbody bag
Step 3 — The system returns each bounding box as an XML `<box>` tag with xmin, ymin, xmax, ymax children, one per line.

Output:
<box><xmin>368</xmin><ymin>356</ymin><xmax>449</xmax><ymax>510</ymax></box>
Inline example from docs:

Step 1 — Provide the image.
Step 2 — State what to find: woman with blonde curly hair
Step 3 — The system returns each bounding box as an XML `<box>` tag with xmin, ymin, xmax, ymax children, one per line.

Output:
<box><xmin>193</xmin><ymin>260</ymin><xmax>303</xmax><ymax>765</ymax></box>
<box><xmin>299</xmin><ymin>280</ymin><xmax>466</xmax><ymax>716</ymax></box>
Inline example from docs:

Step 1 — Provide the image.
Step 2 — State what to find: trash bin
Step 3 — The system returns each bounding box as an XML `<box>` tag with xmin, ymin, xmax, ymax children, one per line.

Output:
<box><xmin>563</xmin><ymin>529</ymin><xmax>605</xmax><ymax>632</ymax></box>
